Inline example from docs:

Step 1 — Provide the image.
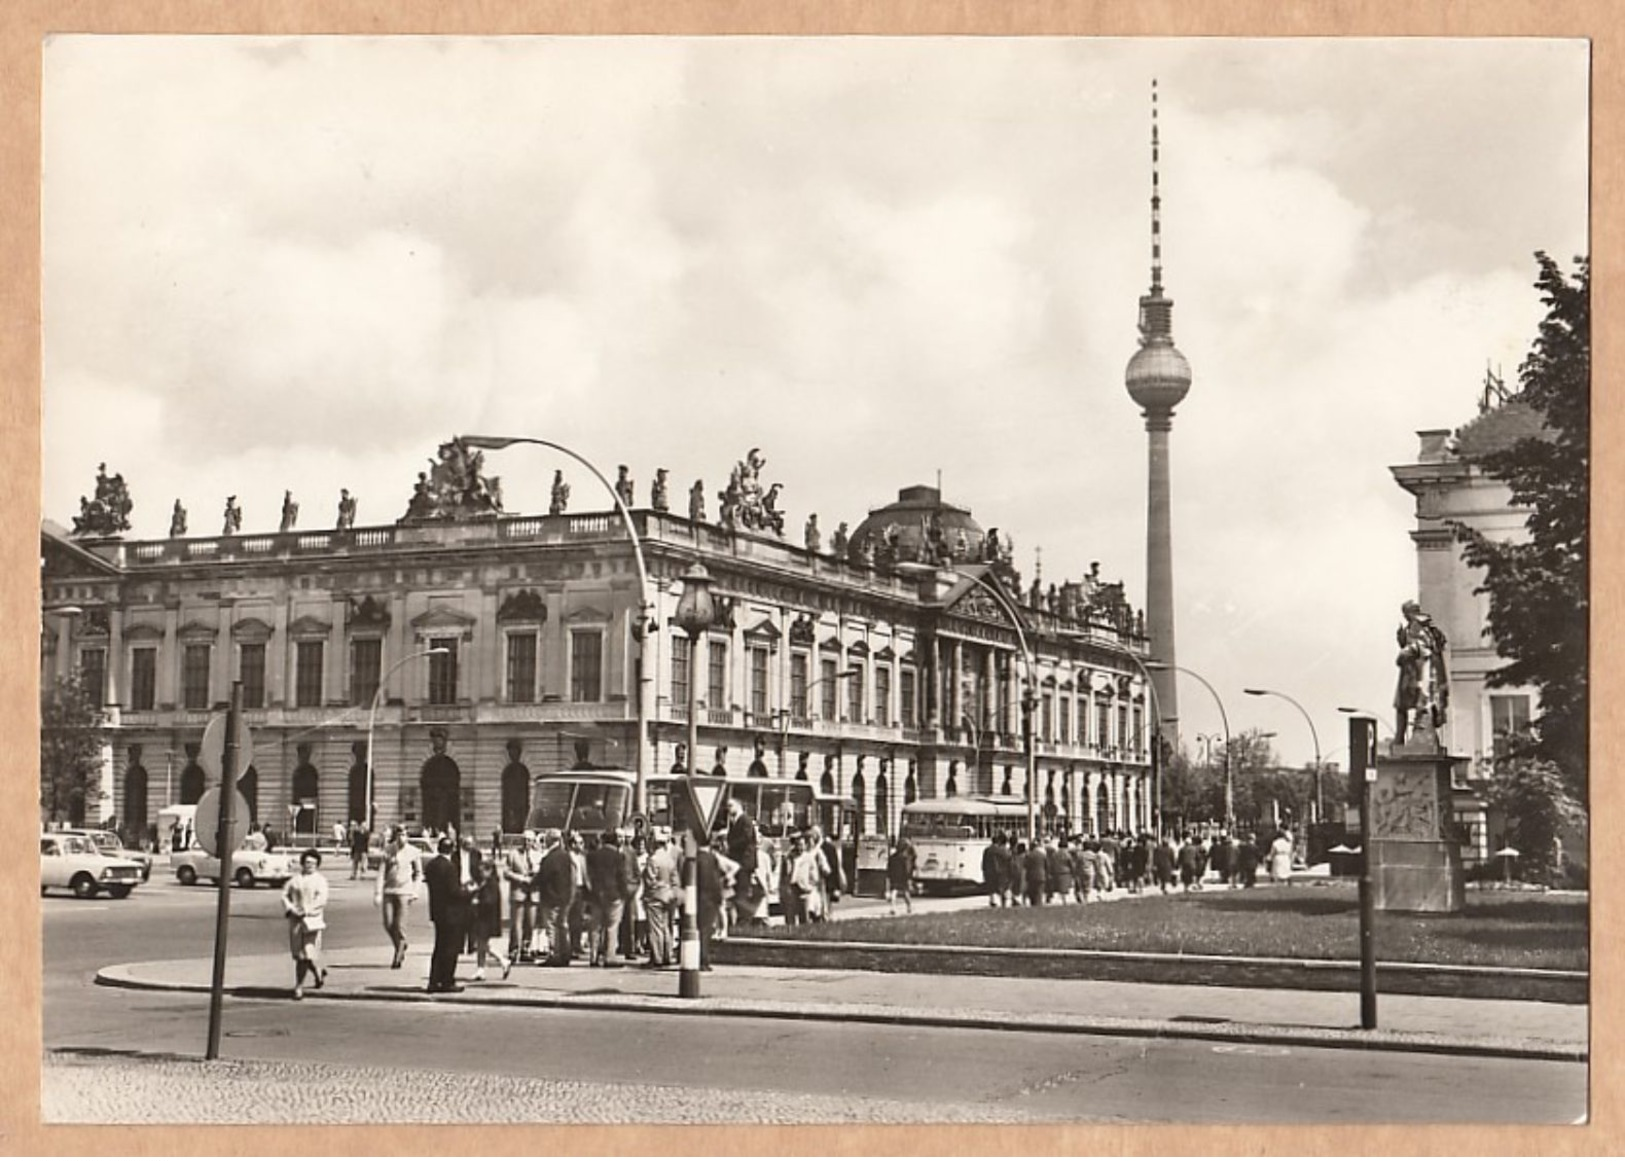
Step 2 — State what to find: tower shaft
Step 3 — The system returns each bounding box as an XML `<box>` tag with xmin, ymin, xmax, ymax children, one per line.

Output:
<box><xmin>1144</xmin><ymin>412</ymin><xmax>1179</xmax><ymax>723</ymax></box>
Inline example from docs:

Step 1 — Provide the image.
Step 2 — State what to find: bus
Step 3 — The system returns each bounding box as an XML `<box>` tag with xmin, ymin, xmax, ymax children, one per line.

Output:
<box><xmin>900</xmin><ymin>795</ymin><xmax>1030</xmax><ymax>892</ymax></box>
<box><xmin>524</xmin><ymin>768</ymin><xmax>639</xmax><ymax>836</ymax></box>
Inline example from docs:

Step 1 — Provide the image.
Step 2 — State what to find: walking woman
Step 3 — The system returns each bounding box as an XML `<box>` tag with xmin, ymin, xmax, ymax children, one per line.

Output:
<box><xmin>374</xmin><ymin>826</ymin><xmax>422</xmax><ymax>969</ymax></box>
<box><xmin>282</xmin><ymin>848</ymin><xmax>330</xmax><ymax>1000</ymax></box>
<box><xmin>470</xmin><ymin>856</ymin><xmax>512</xmax><ymax>981</ymax></box>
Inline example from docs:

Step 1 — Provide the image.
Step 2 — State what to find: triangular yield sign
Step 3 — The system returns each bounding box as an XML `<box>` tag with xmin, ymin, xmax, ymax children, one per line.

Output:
<box><xmin>684</xmin><ymin>776</ymin><xmax>729</xmax><ymax>839</ymax></box>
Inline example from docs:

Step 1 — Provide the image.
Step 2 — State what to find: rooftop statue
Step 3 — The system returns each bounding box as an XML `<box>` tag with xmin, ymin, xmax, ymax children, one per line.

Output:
<box><xmin>279</xmin><ymin>490</ymin><xmax>299</xmax><ymax>533</ymax></box>
<box><xmin>402</xmin><ymin>437</ymin><xmax>505</xmax><ymax>522</ymax></box>
<box><xmin>336</xmin><ymin>488</ymin><xmax>357</xmax><ymax>530</ymax></box>
<box><xmin>687</xmin><ymin>478</ymin><xmax>706</xmax><ymax>523</ymax></box>
<box><xmin>804</xmin><ymin>513</ymin><xmax>821</xmax><ymax>553</ymax></box>
<box><xmin>549</xmin><ymin>470</ymin><xmax>570</xmax><ymax>516</ymax></box>
<box><xmin>71</xmin><ymin>462</ymin><xmax>134</xmax><ymax>538</ymax></box>
<box><xmin>716</xmin><ymin>447</ymin><xmax>783</xmax><ymax>536</ymax></box>
<box><xmin>651</xmin><ymin>468</ymin><xmax>670</xmax><ymax>513</ymax></box>
<box><xmin>169</xmin><ymin>499</ymin><xmax>187</xmax><ymax>538</ymax></box>
<box><xmin>222</xmin><ymin>495</ymin><xmax>242</xmax><ymax>536</ymax></box>
<box><xmin>614</xmin><ymin>465</ymin><xmax>635</xmax><ymax>509</ymax></box>
<box><xmin>830</xmin><ymin>521</ymin><xmax>849</xmax><ymax>556</ymax></box>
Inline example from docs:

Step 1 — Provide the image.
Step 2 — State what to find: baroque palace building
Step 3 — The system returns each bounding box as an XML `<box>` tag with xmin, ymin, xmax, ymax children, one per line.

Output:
<box><xmin>41</xmin><ymin>442</ymin><xmax>1158</xmax><ymax>844</ymax></box>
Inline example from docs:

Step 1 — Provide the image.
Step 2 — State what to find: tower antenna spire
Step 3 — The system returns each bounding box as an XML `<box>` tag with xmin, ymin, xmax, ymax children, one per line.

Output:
<box><xmin>1151</xmin><ymin>77</ymin><xmax>1163</xmax><ymax>295</ymax></box>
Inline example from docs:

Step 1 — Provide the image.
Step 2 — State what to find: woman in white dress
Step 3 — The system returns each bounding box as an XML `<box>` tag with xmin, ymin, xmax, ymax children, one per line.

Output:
<box><xmin>282</xmin><ymin>848</ymin><xmax>330</xmax><ymax>999</ymax></box>
<box><xmin>1267</xmin><ymin>831</ymin><xmax>1295</xmax><ymax>885</ymax></box>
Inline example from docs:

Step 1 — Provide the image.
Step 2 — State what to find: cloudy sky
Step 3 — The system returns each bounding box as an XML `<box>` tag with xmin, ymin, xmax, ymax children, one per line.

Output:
<box><xmin>40</xmin><ymin>36</ymin><xmax>1588</xmax><ymax>768</ymax></box>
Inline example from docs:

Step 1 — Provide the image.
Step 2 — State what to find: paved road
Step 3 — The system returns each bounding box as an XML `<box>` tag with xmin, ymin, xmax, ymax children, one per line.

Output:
<box><xmin>40</xmin><ymin>868</ymin><xmax>1589</xmax><ymax>1125</ymax></box>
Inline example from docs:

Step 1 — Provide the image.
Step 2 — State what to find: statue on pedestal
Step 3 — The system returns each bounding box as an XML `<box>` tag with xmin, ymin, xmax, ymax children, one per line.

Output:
<box><xmin>614</xmin><ymin>465</ymin><xmax>635</xmax><ymax>509</ymax></box>
<box><xmin>651</xmin><ymin>468</ymin><xmax>670</xmax><ymax>513</ymax></box>
<box><xmin>336</xmin><ymin>488</ymin><xmax>357</xmax><ymax>530</ymax></box>
<box><xmin>804</xmin><ymin>513</ymin><xmax>821</xmax><ymax>553</ymax></box>
<box><xmin>687</xmin><ymin>479</ymin><xmax>706</xmax><ymax>523</ymax></box>
<box><xmin>279</xmin><ymin>490</ymin><xmax>299</xmax><ymax>533</ymax></box>
<box><xmin>401</xmin><ymin>438</ymin><xmax>504</xmax><ymax>522</ymax></box>
<box><xmin>549</xmin><ymin>470</ymin><xmax>569</xmax><ymax>516</ymax></box>
<box><xmin>1394</xmin><ymin>600</ymin><xmax>1449</xmax><ymax>745</ymax></box>
<box><xmin>168</xmin><ymin>499</ymin><xmax>187</xmax><ymax>538</ymax></box>
<box><xmin>830</xmin><ymin>521</ymin><xmax>849</xmax><ymax>557</ymax></box>
<box><xmin>222</xmin><ymin>495</ymin><xmax>242</xmax><ymax>536</ymax></box>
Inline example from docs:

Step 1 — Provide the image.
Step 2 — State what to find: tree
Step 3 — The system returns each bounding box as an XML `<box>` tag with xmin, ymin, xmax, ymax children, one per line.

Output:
<box><xmin>1455</xmin><ymin>252</ymin><xmax>1589</xmax><ymax>803</ymax></box>
<box><xmin>40</xmin><ymin>673</ymin><xmax>107</xmax><ymax>826</ymax></box>
<box><xmin>1485</xmin><ymin>754</ymin><xmax>1584</xmax><ymax>885</ymax></box>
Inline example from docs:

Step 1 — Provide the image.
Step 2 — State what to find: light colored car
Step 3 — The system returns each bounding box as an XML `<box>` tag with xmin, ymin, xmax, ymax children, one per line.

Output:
<box><xmin>62</xmin><ymin>828</ymin><xmax>154</xmax><ymax>882</ymax></box>
<box><xmin>172</xmin><ymin>845</ymin><xmax>294</xmax><ymax>888</ymax></box>
<box><xmin>41</xmin><ymin>833</ymin><xmax>144</xmax><ymax>899</ymax></box>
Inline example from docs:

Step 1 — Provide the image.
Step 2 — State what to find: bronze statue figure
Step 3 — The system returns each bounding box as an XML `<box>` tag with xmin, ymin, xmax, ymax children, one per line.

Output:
<box><xmin>1394</xmin><ymin>600</ymin><xmax>1449</xmax><ymax>745</ymax></box>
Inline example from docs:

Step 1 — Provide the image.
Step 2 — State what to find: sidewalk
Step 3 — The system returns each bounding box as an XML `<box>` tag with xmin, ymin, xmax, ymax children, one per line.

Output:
<box><xmin>98</xmin><ymin>939</ymin><xmax>1587</xmax><ymax>1062</ymax></box>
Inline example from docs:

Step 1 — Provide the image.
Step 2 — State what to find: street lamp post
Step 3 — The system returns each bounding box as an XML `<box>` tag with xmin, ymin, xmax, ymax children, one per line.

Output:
<box><xmin>462</xmin><ymin>434</ymin><xmax>655</xmax><ymax>816</ymax></box>
<box><xmin>778</xmin><ymin>666</ymin><xmax>860</xmax><ymax>777</ymax></box>
<box><xmin>1337</xmin><ymin>706</ymin><xmax>1395</xmax><ymax>738</ymax></box>
<box><xmin>1148</xmin><ymin>662</ymin><xmax>1232</xmax><ymax>830</ymax></box>
<box><xmin>1244</xmin><ymin>687</ymin><xmax>1323</xmax><ymax>824</ymax></box>
<box><xmin>897</xmin><ymin>563</ymin><xmax>1038</xmax><ymax>841</ymax></box>
<box><xmin>672</xmin><ymin>562</ymin><xmax>715</xmax><ymax>1000</ymax></box>
<box><xmin>365</xmin><ymin>647</ymin><xmax>449</xmax><ymax>836</ymax></box>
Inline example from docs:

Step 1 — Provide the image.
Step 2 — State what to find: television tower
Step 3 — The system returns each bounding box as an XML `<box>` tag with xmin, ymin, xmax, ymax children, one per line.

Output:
<box><xmin>1124</xmin><ymin>80</ymin><xmax>1192</xmax><ymax>725</ymax></box>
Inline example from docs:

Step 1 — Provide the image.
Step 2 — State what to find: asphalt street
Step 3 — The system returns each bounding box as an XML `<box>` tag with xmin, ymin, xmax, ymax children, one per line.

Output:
<box><xmin>41</xmin><ymin>867</ymin><xmax>1590</xmax><ymax>1125</ymax></box>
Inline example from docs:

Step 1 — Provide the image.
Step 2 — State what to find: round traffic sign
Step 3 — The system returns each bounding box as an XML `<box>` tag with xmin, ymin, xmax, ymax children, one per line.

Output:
<box><xmin>199</xmin><ymin>713</ymin><xmax>254</xmax><ymax>781</ymax></box>
<box><xmin>195</xmin><ymin>786</ymin><xmax>252</xmax><ymax>858</ymax></box>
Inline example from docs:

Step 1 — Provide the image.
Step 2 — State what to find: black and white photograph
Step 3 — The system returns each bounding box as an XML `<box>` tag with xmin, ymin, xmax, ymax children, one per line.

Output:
<box><xmin>32</xmin><ymin>29</ymin><xmax>1593</xmax><ymax>1142</ymax></box>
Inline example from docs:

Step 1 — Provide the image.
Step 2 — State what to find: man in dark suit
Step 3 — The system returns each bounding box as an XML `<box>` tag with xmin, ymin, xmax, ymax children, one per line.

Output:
<box><xmin>695</xmin><ymin>836</ymin><xmax>725</xmax><ymax>971</ymax></box>
<box><xmin>423</xmin><ymin>836</ymin><xmax>470</xmax><ymax>993</ymax></box>
<box><xmin>533</xmin><ymin>829</ymin><xmax>575</xmax><ymax>965</ymax></box>
<box><xmin>586</xmin><ymin>830</ymin><xmax>631</xmax><ymax>966</ymax></box>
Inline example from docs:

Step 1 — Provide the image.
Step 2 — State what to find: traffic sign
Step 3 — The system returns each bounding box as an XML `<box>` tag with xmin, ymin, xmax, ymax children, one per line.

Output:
<box><xmin>681</xmin><ymin>775</ymin><xmax>729</xmax><ymax>841</ymax></box>
<box><xmin>195</xmin><ymin>786</ymin><xmax>251</xmax><ymax>857</ymax></box>
<box><xmin>199</xmin><ymin>713</ymin><xmax>254</xmax><ymax>782</ymax></box>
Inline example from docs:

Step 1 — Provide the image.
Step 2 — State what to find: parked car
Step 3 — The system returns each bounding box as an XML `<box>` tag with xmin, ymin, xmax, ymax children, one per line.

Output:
<box><xmin>41</xmin><ymin>833</ymin><xmax>144</xmax><ymax>899</ymax></box>
<box><xmin>172</xmin><ymin>844</ymin><xmax>294</xmax><ymax>888</ymax></box>
<box><xmin>62</xmin><ymin>828</ymin><xmax>154</xmax><ymax>881</ymax></box>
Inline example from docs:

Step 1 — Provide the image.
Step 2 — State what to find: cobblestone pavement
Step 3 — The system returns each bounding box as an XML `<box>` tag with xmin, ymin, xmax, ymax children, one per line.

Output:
<box><xmin>42</xmin><ymin>1049</ymin><xmax>1044</xmax><ymax>1125</ymax></box>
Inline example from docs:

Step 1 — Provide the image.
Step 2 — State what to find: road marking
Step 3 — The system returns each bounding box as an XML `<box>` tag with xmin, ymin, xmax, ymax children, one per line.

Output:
<box><xmin>1211</xmin><ymin>1044</ymin><xmax>1291</xmax><ymax>1056</ymax></box>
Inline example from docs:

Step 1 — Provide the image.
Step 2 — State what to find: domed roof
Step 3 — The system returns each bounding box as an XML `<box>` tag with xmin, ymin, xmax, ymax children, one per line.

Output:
<box><xmin>1125</xmin><ymin>340</ymin><xmax>1192</xmax><ymax>412</ymax></box>
<box><xmin>847</xmin><ymin>485</ymin><xmax>987</xmax><ymax>567</ymax></box>
<box><xmin>1452</xmin><ymin>399</ymin><xmax>1547</xmax><ymax>463</ymax></box>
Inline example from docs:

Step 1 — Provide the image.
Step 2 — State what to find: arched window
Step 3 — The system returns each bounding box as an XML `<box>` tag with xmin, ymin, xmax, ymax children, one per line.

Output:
<box><xmin>852</xmin><ymin>773</ymin><xmax>867</xmax><ymax>836</ymax></box>
<box><xmin>904</xmin><ymin>772</ymin><xmax>918</xmax><ymax>805</ymax></box>
<box><xmin>180</xmin><ymin>762</ymin><xmax>205</xmax><ymax>805</ymax></box>
<box><xmin>291</xmin><ymin>762</ymin><xmax>319</xmax><ymax>838</ymax></box>
<box><xmin>874</xmin><ymin>773</ymin><xmax>890</xmax><ymax>837</ymax></box>
<box><xmin>123</xmin><ymin>763</ymin><xmax>148</xmax><ymax>837</ymax></box>
<box><xmin>348</xmin><ymin>758</ymin><xmax>369</xmax><ymax>828</ymax></box>
<box><xmin>501</xmin><ymin>761</ymin><xmax>531</xmax><ymax>834</ymax></box>
<box><xmin>422</xmin><ymin>753</ymin><xmax>462</xmax><ymax>833</ymax></box>
<box><xmin>238</xmin><ymin>765</ymin><xmax>259</xmax><ymax>824</ymax></box>
<box><xmin>819</xmin><ymin>769</ymin><xmax>834</xmax><ymax>795</ymax></box>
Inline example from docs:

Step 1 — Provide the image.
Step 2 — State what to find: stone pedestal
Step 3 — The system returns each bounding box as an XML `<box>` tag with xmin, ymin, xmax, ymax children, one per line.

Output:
<box><xmin>1370</xmin><ymin>740</ymin><xmax>1466</xmax><ymax>914</ymax></box>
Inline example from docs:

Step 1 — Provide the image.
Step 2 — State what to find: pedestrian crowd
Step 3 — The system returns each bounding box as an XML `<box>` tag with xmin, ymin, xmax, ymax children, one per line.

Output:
<box><xmin>979</xmin><ymin>828</ymin><xmax>1299</xmax><ymax>904</ymax></box>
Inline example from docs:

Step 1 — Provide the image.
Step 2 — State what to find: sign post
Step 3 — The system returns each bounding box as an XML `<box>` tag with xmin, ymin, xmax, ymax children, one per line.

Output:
<box><xmin>1350</xmin><ymin>715</ymin><xmax>1379</xmax><ymax>1030</ymax></box>
<box><xmin>204</xmin><ymin>685</ymin><xmax>249</xmax><ymax>1059</ymax></box>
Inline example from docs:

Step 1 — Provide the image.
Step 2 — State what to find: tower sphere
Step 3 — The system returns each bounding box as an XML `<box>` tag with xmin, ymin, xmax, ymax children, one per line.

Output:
<box><xmin>1125</xmin><ymin>341</ymin><xmax>1192</xmax><ymax>413</ymax></box>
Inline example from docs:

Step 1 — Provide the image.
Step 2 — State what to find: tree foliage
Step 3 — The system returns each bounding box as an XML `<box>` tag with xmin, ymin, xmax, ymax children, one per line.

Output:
<box><xmin>1486</xmin><ymin>754</ymin><xmax>1585</xmax><ymax>884</ymax></box>
<box><xmin>1455</xmin><ymin>252</ymin><xmax>1589</xmax><ymax>801</ymax></box>
<box><xmin>41</xmin><ymin>673</ymin><xmax>106</xmax><ymax>826</ymax></box>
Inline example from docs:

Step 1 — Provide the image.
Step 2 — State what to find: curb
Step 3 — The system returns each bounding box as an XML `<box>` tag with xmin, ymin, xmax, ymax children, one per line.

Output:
<box><xmin>94</xmin><ymin>964</ymin><xmax>1587</xmax><ymax>1064</ymax></box>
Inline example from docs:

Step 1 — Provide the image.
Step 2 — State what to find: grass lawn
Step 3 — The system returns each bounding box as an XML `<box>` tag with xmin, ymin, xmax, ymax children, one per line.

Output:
<box><xmin>766</xmin><ymin>884</ymin><xmax>1588</xmax><ymax>971</ymax></box>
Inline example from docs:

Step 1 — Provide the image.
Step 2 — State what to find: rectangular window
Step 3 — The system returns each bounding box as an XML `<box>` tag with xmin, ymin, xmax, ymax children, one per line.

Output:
<box><xmin>874</xmin><ymin>665</ymin><xmax>891</xmax><ymax>727</ymax></box>
<box><xmin>238</xmin><ymin>642</ymin><xmax>265</xmax><ymax>710</ymax></box>
<box><xmin>429</xmin><ymin>637</ymin><xmax>460</xmax><ymax>704</ymax></box>
<box><xmin>295</xmin><ymin>640</ymin><xmax>324</xmax><ymax>708</ymax></box>
<box><xmin>1490</xmin><ymin>694</ymin><xmax>1533</xmax><ymax>760</ymax></box>
<box><xmin>1059</xmin><ymin>697</ymin><xmax>1071</xmax><ymax>744</ymax></box>
<box><xmin>750</xmin><ymin>646</ymin><xmax>769</xmax><ymax>719</ymax></box>
<box><xmin>506</xmin><ymin>632</ymin><xmax>538</xmax><ymax>704</ymax></box>
<box><xmin>820</xmin><ymin>658</ymin><xmax>838</xmax><ymax>720</ymax></box>
<box><xmin>1132</xmin><ymin>706</ymin><xmax>1144</xmax><ymax>754</ymax></box>
<box><xmin>671</xmin><ymin>634</ymin><xmax>691</xmax><ymax>712</ymax></box>
<box><xmin>570</xmin><ymin>631</ymin><xmax>601</xmax><ymax>703</ymax></box>
<box><xmin>1042</xmin><ymin>692</ymin><xmax>1054</xmax><ymax>742</ymax></box>
<box><xmin>350</xmin><ymin>637</ymin><xmax>382</xmax><ymax>706</ymax></box>
<box><xmin>1117</xmin><ymin>705</ymin><xmax>1129</xmax><ymax>753</ymax></box>
<box><xmin>79</xmin><ymin>647</ymin><xmax>106</xmax><ymax>705</ymax></box>
<box><xmin>131</xmin><ymin>647</ymin><xmax>157</xmax><ymax>712</ymax></box>
<box><xmin>790</xmin><ymin>652</ymin><xmax>809</xmax><ymax>718</ymax></box>
<box><xmin>1096</xmin><ymin>700</ymin><xmax>1110</xmax><ymax>750</ymax></box>
<box><xmin>706</xmin><ymin>639</ymin><xmax>728</xmax><ymax>708</ymax></box>
<box><xmin>182</xmin><ymin>643</ymin><xmax>210</xmax><ymax>710</ymax></box>
<box><xmin>847</xmin><ymin>664</ymin><xmax>865</xmax><ymax>723</ymax></box>
<box><xmin>900</xmin><ymin>668</ymin><xmax>917</xmax><ymax>728</ymax></box>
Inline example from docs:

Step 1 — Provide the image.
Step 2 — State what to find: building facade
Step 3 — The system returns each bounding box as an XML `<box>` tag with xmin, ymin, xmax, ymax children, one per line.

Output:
<box><xmin>41</xmin><ymin>459</ymin><xmax>1158</xmax><ymax>845</ymax></box>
